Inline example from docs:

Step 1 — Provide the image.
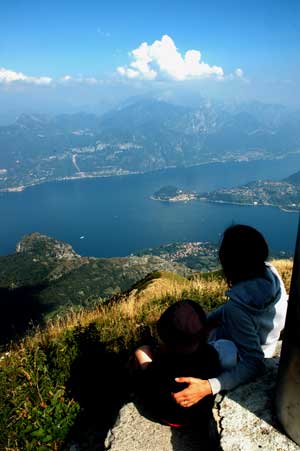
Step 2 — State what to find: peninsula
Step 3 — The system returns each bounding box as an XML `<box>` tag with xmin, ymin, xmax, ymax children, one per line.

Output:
<box><xmin>151</xmin><ymin>170</ymin><xmax>300</xmax><ymax>212</ymax></box>
<box><xmin>151</xmin><ymin>185</ymin><xmax>198</xmax><ymax>202</ymax></box>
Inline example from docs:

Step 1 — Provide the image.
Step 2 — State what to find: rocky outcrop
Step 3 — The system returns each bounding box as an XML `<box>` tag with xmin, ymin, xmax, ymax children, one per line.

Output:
<box><xmin>104</xmin><ymin>343</ymin><xmax>300</xmax><ymax>451</ymax></box>
<box><xmin>219</xmin><ymin>344</ymin><xmax>300</xmax><ymax>451</ymax></box>
<box><xmin>104</xmin><ymin>402</ymin><xmax>218</xmax><ymax>451</ymax></box>
<box><xmin>16</xmin><ymin>232</ymin><xmax>80</xmax><ymax>259</ymax></box>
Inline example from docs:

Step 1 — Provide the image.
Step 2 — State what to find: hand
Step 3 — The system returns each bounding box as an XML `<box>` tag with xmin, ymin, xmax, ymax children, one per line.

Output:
<box><xmin>172</xmin><ymin>377</ymin><xmax>212</xmax><ymax>407</ymax></box>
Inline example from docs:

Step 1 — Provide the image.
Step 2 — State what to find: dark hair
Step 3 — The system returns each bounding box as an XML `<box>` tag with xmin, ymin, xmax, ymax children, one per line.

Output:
<box><xmin>219</xmin><ymin>224</ymin><xmax>269</xmax><ymax>286</ymax></box>
<box><xmin>156</xmin><ymin>300</ymin><xmax>207</xmax><ymax>354</ymax></box>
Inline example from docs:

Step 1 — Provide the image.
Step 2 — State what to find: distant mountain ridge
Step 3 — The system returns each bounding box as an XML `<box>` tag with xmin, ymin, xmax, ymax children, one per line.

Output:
<box><xmin>284</xmin><ymin>170</ymin><xmax>300</xmax><ymax>185</ymax></box>
<box><xmin>1</xmin><ymin>98</ymin><xmax>300</xmax><ymax>190</ymax></box>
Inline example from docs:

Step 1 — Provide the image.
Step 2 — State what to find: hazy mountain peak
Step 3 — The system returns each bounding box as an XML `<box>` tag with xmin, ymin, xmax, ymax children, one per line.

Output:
<box><xmin>15</xmin><ymin>113</ymin><xmax>49</xmax><ymax>128</ymax></box>
<box><xmin>284</xmin><ymin>170</ymin><xmax>300</xmax><ymax>185</ymax></box>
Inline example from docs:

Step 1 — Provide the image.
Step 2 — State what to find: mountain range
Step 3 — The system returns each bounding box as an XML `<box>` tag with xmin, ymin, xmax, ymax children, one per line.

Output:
<box><xmin>1</xmin><ymin>98</ymin><xmax>300</xmax><ymax>190</ymax></box>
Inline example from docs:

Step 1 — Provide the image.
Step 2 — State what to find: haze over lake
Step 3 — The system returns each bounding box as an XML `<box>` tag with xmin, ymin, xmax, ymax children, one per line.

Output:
<box><xmin>1</xmin><ymin>156</ymin><xmax>300</xmax><ymax>258</ymax></box>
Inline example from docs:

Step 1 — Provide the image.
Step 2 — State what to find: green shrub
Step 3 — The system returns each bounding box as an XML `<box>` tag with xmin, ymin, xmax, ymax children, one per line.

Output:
<box><xmin>0</xmin><ymin>346</ymin><xmax>79</xmax><ymax>450</ymax></box>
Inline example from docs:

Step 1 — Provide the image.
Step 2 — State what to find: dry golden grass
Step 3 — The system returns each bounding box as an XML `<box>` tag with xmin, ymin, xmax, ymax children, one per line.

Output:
<box><xmin>270</xmin><ymin>258</ymin><xmax>293</xmax><ymax>291</ymax></box>
<box><xmin>9</xmin><ymin>259</ymin><xmax>292</xmax><ymax>357</ymax></box>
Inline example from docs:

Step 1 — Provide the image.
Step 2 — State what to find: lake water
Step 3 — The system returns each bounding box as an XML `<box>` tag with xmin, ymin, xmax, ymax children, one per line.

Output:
<box><xmin>1</xmin><ymin>156</ymin><xmax>300</xmax><ymax>257</ymax></box>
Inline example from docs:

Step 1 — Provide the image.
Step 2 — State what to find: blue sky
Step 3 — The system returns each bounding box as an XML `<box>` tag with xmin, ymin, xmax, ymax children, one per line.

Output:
<box><xmin>1</xmin><ymin>0</ymin><xmax>300</xmax><ymax>117</ymax></box>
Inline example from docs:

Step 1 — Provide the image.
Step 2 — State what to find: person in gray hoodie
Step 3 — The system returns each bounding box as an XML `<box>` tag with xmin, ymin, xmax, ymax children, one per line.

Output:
<box><xmin>173</xmin><ymin>224</ymin><xmax>288</xmax><ymax>408</ymax></box>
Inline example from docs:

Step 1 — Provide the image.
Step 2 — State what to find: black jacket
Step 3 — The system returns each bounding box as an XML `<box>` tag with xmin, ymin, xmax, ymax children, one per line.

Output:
<box><xmin>135</xmin><ymin>344</ymin><xmax>221</xmax><ymax>427</ymax></box>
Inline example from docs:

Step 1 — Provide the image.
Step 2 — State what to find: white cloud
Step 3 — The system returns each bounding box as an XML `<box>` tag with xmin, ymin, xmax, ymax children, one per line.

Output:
<box><xmin>0</xmin><ymin>69</ymin><xmax>106</xmax><ymax>88</ymax></box>
<box><xmin>59</xmin><ymin>75</ymin><xmax>103</xmax><ymax>85</ymax></box>
<box><xmin>117</xmin><ymin>35</ymin><xmax>224</xmax><ymax>81</ymax></box>
<box><xmin>235</xmin><ymin>68</ymin><xmax>244</xmax><ymax>78</ymax></box>
<box><xmin>61</xmin><ymin>74</ymin><xmax>72</xmax><ymax>82</ymax></box>
<box><xmin>0</xmin><ymin>67</ymin><xmax>52</xmax><ymax>85</ymax></box>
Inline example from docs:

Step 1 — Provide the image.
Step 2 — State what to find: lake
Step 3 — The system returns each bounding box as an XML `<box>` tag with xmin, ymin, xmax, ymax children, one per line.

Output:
<box><xmin>1</xmin><ymin>156</ymin><xmax>300</xmax><ymax>257</ymax></box>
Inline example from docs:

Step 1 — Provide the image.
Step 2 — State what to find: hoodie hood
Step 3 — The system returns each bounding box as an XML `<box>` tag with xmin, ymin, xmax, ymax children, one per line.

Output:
<box><xmin>226</xmin><ymin>263</ymin><xmax>282</xmax><ymax>312</ymax></box>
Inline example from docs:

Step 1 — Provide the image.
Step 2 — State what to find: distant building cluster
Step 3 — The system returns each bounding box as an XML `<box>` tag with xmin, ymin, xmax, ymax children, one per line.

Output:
<box><xmin>158</xmin><ymin>242</ymin><xmax>218</xmax><ymax>262</ymax></box>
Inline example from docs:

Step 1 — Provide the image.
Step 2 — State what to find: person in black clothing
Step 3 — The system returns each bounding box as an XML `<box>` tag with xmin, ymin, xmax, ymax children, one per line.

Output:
<box><xmin>134</xmin><ymin>300</ymin><xmax>221</xmax><ymax>428</ymax></box>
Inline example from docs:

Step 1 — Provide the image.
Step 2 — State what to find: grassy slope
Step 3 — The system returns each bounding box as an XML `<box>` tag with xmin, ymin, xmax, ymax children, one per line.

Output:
<box><xmin>0</xmin><ymin>260</ymin><xmax>292</xmax><ymax>451</ymax></box>
<box><xmin>0</xmin><ymin>234</ymin><xmax>192</xmax><ymax>344</ymax></box>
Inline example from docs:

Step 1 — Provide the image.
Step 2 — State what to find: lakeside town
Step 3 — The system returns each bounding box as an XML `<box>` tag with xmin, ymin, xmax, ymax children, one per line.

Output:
<box><xmin>136</xmin><ymin>240</ymin><xmax>220</xmax><ymax>272</ymax></box>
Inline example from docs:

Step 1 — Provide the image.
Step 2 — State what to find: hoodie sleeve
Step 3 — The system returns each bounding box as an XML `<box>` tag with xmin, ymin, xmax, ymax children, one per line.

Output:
<box><xmin>208</xmin><ymin>302</ymin><xmax>265</xmax><ymax>394</ymax></box>
<box><xmin>207</xmin><ymin>305</ymin><xmax>224</xmax><ymax>324</ymax></box>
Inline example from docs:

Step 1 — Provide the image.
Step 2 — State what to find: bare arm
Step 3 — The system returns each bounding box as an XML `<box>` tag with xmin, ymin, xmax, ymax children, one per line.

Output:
<box><xmin>135</xmin><ymin>345</ymin><xmax>153</xmax><ymax>370</ymax></box>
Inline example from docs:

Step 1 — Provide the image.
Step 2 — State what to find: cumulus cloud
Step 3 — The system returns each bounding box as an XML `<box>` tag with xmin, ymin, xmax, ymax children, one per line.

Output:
<box><xmin>117</xmin><ymin>35</ymin><xmax>224</xmax><ymax>81</ymax></box>
<box><xmin>0</xmin><ymin>67</ymin><xmax>52</xmax><ymax>85</ymax></box>
<box><xmin>235</xmin><ymin>68</ymin><xmax>244</xmax><ymax>78</ymax></box>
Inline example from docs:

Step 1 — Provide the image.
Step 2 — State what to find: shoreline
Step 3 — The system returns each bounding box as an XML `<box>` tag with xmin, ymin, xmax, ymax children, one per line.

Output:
<box><xmin>0</xmin><ymin>170</ymin><xmax>142</xmax><ymax>193</ymax></box>
<box><xmin>151</xmin><ymin>194</ymin><xmax>299</xmax><ymax>213</ymax></box>
<box><xmin>150</xmin><ymin>195</ymin><xmax>198</xmax><ymax>202</ymax></box>
<box><xmin>1</xmin><ymin>158</ymin><xmax>300</xmax><ymax>216</ymax></box>
<box><xmin>198</xmin><ymin>198</ymin><xmax>299</xmax><ymax>213</ymax></box>
<box><xmin>1</xmin><ymin>154</ymin><xmax>295</xmax><ymax>193</ymax></box>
